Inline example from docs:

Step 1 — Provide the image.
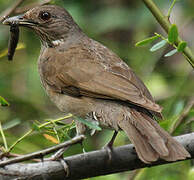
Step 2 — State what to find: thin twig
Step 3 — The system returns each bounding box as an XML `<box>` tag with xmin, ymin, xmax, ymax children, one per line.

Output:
<box><xmin>169</xmin><ymin>97</ymin><xmax>194</xmax><ymax>134</ymax></box>
<box><xmin>4</xmin><ymin>152</ymin><xmax>40</xmax><ymax>162</ymax></box>
<box><xmin>0</xmin><ymin>135</ymin><xmax>85</xmax><ymax>167</ymax></box>
<box><xmin>0</xmin><ymin>122</ymin><xmax>8</xmax><ymax>151</ymax></box>
<box><xmin>167</xmin><ymin>0</ymin><xmax>177</xmax><ymax>19</ymax></box>
<box><xmin>38</xmin><ymin>114</ymin><xmax>73</xmax><ymax>129</ymax></box>
<box><xmin>8</xmin><ymin>129</ymin><xmax>33</xmax><ymax>152</ymax></box>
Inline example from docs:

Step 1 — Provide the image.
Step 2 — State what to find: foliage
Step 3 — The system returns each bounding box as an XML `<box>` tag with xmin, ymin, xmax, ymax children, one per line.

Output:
<box><xmin>0</xmin><ymin>95</ymin><xmax>9</xmax><ymax>106</ymax></box>
<box><xmin>0</xmin><ymin>0</ymin><xmax>193</xmax><ymax>179</ymax></box>
<box><xmin>136</xmin><ymin>24</ymin><xmax>187</xmax><ymax>57</ymax></box>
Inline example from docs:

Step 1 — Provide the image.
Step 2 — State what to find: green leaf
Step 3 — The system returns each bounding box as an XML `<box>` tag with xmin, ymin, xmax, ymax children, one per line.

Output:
<box><xmin>164</xmin><ymin>49</ymin><xmax>178</xmax><ymax>57</ymax></box>
<box><xmin>2</xmin><ymin>118</ymin><xmax>21</xmax><ymax>130</ymax></box>
<box><xmin>135</xmin><ymin>35</ymin><xmax>159</xmax><ymax>47</ymax></box>
<box><xmin>74</xmin><ymin>116</ymin><xmax>102</xmax><ymax>131</ymax></box>
<box><xmin>173</xmin><ymin>100</ymin><xmax>185</xmax><ymax>115</ymax></box>
<box><xmin>177</xmin><ymin>41</ymin><xmax>187</xmax><ymax>52</ymax></box>
<box><xmin>150</xmin><ymin>40</ymin><xmax>167</xmax><ymax>52</ymax></box>
<box><xmin>32</xmin><ymin>123</ymin><xmax>41</xmax><ymax>132</ymax></box>
<box><xmin>168</xmin><ymin>24</ymin><xmax>178</xmax><ymax>43</ymax></box>
<box><xmin>0</xmin><ymin>96</ymin><xmax>9</xmax><ymax>106</ymax></box>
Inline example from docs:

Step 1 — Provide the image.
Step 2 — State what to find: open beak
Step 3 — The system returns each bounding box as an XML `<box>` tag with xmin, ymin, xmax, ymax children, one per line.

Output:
<box><xmin>3</xmin><ymin>15</ymin><xmax>37</xmax><ymax>26</ymax></box>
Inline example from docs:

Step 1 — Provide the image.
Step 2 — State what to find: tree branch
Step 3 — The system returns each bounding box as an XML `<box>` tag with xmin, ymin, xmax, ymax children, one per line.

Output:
<box><xmin>0</xmin><ymin>133</ymin><xmax>193</xmax><ymax>180</ymax></box>
<box><xmin>142</xmin><ymin>0</ymin><xmax>194</xmax><ymax>68</ymax></box>
<box><xmin>0</xmin><ymin>135</ymin><xmax>85</xmax><ymax>167</ymax></box>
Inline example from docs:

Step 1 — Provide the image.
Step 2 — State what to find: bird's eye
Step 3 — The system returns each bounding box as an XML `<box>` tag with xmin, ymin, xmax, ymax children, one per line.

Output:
<box><xmin>39</xmin><ymin>11</ymin><xmax>51</xmax><ymax>21</ymax></box>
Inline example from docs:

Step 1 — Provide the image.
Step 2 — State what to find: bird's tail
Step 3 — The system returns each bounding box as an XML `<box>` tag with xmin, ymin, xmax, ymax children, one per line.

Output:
<box><xmin>118</xmin><ymin>108</ymin><xmax>190</xmax><ymax>163</ymax></box>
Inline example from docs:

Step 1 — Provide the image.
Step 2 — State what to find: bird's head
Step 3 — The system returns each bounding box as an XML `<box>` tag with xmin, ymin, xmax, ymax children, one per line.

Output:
<box><xmin>3</xmin><ymin>5</ymin><xmax>82</xmax><ymax>47</ymax></box>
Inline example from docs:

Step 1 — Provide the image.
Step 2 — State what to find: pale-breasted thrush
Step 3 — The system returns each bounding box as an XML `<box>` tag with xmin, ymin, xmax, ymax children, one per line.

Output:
<box><xmin>3</xmin><ymin>5</ymin><xmax>190</xmax><ymax>163</ymax></box>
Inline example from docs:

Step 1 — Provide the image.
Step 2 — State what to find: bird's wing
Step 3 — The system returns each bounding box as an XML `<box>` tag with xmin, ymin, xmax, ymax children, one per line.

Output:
<box><xmin>41</xmin><ymin>41</ymin><xmax>162</xmax><ymax>113</ymax></box>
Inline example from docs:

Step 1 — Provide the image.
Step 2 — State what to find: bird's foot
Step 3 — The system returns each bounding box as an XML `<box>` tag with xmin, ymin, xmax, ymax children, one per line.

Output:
<box><xmin>102</xmin><ymin>131</ymin><xmax>118</xmax><ymax>162</ymax></box>
<box><xmin>78</xmin><ymin>140</ymin><xmax>87</xmax><ymax>153</ymax></box>
<box><xmin>50</xmin><ymin>147</ymin><xmax>68</xmax><ymax>161</ymax></box>
<box><xmin>45</xmin><ymin>147</ymin><xmax>70</xmax><ymax>177</ymax></box>
<box><xmin>60</xmin><ymin>158</ymin><xmax>70</xmax><ymax>177</ymax></box>
<box><xmin>103</xmin><ymin>143</ymin><xmax>113</xmax><ymax>162</ymax></box>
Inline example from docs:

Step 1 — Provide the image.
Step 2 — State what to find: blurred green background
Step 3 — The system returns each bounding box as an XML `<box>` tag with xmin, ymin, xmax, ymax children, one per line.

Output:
<box><xmin>0</xmin><ymin>0</ymin><xmax>194</xmax><ymax>179</ymax></box>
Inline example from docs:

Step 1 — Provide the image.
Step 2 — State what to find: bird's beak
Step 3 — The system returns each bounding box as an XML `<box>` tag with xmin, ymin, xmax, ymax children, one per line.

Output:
<box><xmin>2</xmin><ymin>15</ymin><xmax>37</xmax><ymax>26</ymax></box>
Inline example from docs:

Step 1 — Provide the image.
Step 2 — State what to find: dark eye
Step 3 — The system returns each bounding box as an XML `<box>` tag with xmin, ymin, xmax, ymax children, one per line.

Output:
<box><xmin>39</xmin><ymin>11</ymin><xmax>51</xmax><ymax>21</ymax></box>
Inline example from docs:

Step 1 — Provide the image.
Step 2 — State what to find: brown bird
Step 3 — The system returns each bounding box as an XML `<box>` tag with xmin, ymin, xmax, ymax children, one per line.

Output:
<box><xmin>3</xmin><ymin>5</ymin><xmax>190</xmax><ymax>163</ymax></box>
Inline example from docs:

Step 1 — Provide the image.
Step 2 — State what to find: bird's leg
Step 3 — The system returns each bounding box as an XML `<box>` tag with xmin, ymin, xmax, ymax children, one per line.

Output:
<box><xmin>60</xmin><ymin>158</ymin><xmax>70</xmax><ymax>177</ymax></box>
<box><xmin>49</xmin><ymin>147</ymin><xmax>69</xmax><ymax>161</ymax></box>
<box><xmin>53</xmin><ymin>149</ymin><xmax>70</xmax><ymax>177</ymax></box>
<box><xmin>79</xmin><ymin>140</ymin><xmax>86</xmax><ymax>153</ymax></box>
<box><xmin>103</xmin><ymin>131</ymin><xmax>118</xmax><ymax>161</ymax></box>
<box><xmin>105</xmin><ymin>131</ymin><xmax>118</xmax><ymax>149</ymax></box>
<box><xmin>43</xmin><ymin>147</ymin><xmax>69</xmax><ymax>177</ymax></box>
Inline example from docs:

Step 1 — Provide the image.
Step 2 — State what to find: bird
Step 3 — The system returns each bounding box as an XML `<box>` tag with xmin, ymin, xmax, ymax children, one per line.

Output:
<box><xmin>3</xmin><ymin>5</ymin><xmax>190</xmax><ymax>163</ymax></box>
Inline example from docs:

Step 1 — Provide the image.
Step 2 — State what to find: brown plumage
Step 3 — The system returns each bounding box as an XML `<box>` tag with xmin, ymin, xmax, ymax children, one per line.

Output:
<box><xmin>3</xmin><ymin>5</ymin><xmax>190</xmax><ymax>163</ymax></box>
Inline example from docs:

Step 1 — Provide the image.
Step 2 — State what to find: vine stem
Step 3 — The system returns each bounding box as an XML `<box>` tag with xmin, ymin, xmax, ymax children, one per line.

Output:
<box><xmin>142</xmin><ymin>0</ymin><xmax>194</xmax><ymax>68</ymax></box>
<box><xmin>8</xmin><ymin>114</ymin><xmax>73</xmax><ymax>152</ymax></box>
<box><xmin>0</xmin><ymin>122</ymin><xmax>8</xmax><ymax>151</ymax></box>
<box><xmin>167</xmin><ymin>0</ymin><xmax>177</xmax><ymax>19</ymax></box>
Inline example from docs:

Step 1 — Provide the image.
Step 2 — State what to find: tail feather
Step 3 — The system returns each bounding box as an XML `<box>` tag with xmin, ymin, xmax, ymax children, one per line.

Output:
<box><xmin>118</xmin><ymin>109</ymin><xmax>190</xmax><ymax>163</ymax></box>
<box><xmin>144</xmin><ymin>114</ymin><xmax>190</xmax><ymax>161</ymax></box>
<box><xmin>119</xmin><ymin>120</ymin><xmax>159</xmax><ymax>163</ymax></box>
<box><xmin>129</xmin><ymin>110</ymin><xmax>169</xmax><ymax>156</ymax></box>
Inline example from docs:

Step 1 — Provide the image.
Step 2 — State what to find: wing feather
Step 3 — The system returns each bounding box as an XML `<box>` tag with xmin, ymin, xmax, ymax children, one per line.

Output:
<box><xmin>41</xmin><ymin>41</ymin><xmax>162</xmax><ymax>113</ymax></box>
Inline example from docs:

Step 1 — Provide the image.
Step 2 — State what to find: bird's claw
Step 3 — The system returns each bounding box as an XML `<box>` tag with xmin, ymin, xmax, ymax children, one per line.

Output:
<box><xmin>60</xmin><ymin>158</ymin><xmax>70</xmax><ymax>177</ymax></box>
<box><xmin>103</xmin><ymin>143</ymin><xmax>113</xmax><ymax>162</ymax></box>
